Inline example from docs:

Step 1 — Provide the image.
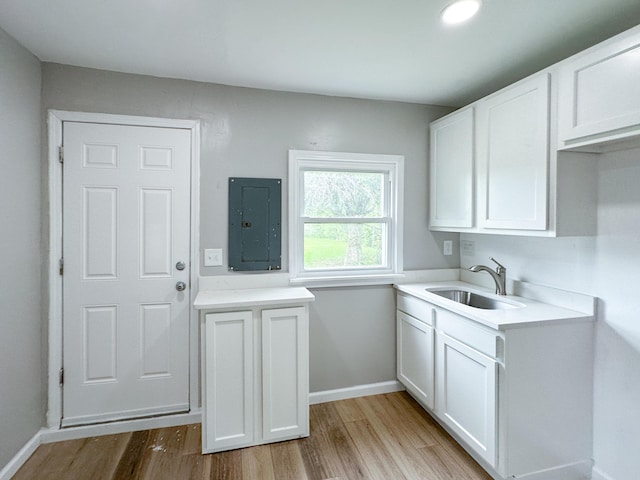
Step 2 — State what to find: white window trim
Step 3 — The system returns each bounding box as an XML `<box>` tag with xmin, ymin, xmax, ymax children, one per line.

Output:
<box><xmin>288</xmin><ymin>150</ymin><xmax>404</xmax><ymax>287</ymax></box>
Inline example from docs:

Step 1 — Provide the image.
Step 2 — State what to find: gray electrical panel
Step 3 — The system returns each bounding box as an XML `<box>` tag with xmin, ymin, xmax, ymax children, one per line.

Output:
<box><xmin>228</xmin><ymin>177</ymin><xmax>282</xmax><ymax>271</ymax></box>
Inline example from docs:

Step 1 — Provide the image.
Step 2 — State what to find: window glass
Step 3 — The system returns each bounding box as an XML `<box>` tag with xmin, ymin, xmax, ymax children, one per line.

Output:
<box><xmin>303</xmin><ymin>171</ymin><xmax>384</xmax><ymax>218</ymax></box>
<box><xmin>303</xmin><ymin>223</ymin><xmax>385</xmax><ymax>269</ymax></box>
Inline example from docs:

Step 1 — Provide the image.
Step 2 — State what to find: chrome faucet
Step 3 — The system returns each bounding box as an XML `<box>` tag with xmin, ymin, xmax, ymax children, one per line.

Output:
<box><xmin>468</xmin><ymin>257</ymin><xmax>507</xmax><ymax>295</ymax></box>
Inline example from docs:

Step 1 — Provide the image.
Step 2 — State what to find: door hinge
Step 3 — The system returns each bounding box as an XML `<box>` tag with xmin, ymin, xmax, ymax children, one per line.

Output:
<box><xmin>59</xmin><ymin>258</ymin><xmax>64</xmax><ymax>275</ymax></box>
<box><xmin>58</xmin><ymin>146</ymin><xmax>64</xmax><ymax>164</ymax></box>
<box><xmin>59</xmin><ymin>368</ymin><xmax>64</xmax><ymax>387</ymax></box>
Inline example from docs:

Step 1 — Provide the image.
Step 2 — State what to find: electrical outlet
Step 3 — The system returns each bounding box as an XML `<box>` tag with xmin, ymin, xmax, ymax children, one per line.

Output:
<box><xmin>443</xmin><ymin>240</ymin><xmax>453</xmax><ymax>256</ymax></box>
<box><xmin>204</xmin><ymin>248</ymin><xmax>223</xmax><ymax>267</ymax></box>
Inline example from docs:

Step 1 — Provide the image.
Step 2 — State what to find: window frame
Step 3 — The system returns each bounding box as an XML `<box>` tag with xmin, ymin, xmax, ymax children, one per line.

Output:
<box><xmin>288</xmin><ymin>150</ymin><xmax>404</xmax><ymax>286</ymax></box>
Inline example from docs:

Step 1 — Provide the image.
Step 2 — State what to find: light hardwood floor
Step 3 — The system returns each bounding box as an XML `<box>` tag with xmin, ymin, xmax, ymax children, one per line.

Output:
<box><xmin>14</xmin><ymin>391</ymin><xmax>492</xmax><ymax>479</ymax></box>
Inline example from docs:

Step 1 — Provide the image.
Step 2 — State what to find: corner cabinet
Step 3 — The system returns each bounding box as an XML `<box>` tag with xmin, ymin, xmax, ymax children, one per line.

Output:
<box><xmin>196</xmin><ymin>287</ymin><xmax>314</xmax><ymax>454</ymax></box>
<box><xmin>558</xmin><ymin>26</ymin><xmax>640</xmax><ymax>151</ymax></box>
<box><xmin>396</xmin><ymin>290</ymin><xmax>594</xmax><ymax>479</ymax></box>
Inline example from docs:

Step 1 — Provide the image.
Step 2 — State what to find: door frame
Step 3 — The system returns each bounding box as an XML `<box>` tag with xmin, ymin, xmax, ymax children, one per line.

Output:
<box><xmin>47</xmin><ymin>110</ymin><xmax>201</xmax><ymax>428</ymax></box>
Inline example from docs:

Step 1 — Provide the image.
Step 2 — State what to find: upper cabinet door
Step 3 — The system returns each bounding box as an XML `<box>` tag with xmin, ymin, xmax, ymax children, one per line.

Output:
<box><xmin>477</xmin><ymin>74</ymin><xmax>550</xmax><ymax>231</ymax></box>
<box><xmin>558</xmin><ymin>28</ymin><xmax>640</xmax><ymax>150</ymax></box>
<box><xmin>429</xmin><ymin>108</ymin><xmax>474</xmax><ymax>229</ymax></box>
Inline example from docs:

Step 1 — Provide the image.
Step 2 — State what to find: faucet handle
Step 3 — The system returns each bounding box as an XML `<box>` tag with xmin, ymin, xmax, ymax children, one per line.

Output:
<box><xmin>490</xmin><ymin>257</ymin><xmax>506</xmax><ymax>272</ymax></box>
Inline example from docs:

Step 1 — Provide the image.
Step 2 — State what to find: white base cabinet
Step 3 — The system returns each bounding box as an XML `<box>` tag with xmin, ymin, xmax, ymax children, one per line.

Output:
<box><xmin>202</xmin><ymin>305</ymin><xmax>309</xmax><ymax>453</ymax></box>
<box><xmin>396</xmin><ymin>292</ymin><xmax>594</xmax><ymax>480</ymax></box>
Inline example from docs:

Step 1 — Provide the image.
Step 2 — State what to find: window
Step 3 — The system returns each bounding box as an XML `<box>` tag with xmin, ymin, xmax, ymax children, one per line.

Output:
<box><xmin>289</xmin><ymin>150</ymin><xmax>404</xmax><ymax>286</ymax></box>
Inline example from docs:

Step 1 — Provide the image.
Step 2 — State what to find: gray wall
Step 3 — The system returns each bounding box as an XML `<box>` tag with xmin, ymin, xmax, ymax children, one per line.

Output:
<box><xmin>41</xmin><ymin>64</ymin><xmax>457</xmax><ymax>393</ymax></box>
<box><xmin>460</xmin><ymin>147</ymin><xmax>640</xmax><ymax>480</ymax></box>
<box><xmin>0</xmin><ymin>28</ymin><xmax>42</xmax><ymax>469</ymax></box>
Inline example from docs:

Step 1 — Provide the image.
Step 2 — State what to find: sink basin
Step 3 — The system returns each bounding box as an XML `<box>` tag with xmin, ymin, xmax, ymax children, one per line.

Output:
<box><xmin>426</xmin><ymin>288</ymin><xmax>521</xmax><ymax>310</ymax></box>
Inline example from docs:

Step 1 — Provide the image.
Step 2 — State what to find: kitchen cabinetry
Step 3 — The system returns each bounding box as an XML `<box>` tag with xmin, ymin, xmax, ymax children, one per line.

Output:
<box><xmin>429</xmin><ymin>70</ymin><xmax>596</xmax><ymax>237</ymax></box>
<box><xmin>395</xmin><ymin>286</ymin><xmax>594</xmax><ymax>479</ymax></box>
<box><xmin>196</xmin><ymin>287</ymin><xmax>313</xmax><ymax>454</ymax></box>
<box><xmin>558</xmin><ymin>25</ymin><xmax>640</xmax><ymax>151</ymax></box>
<box><xmin>429</xmin><ymin>107</ymin><xmax>474</xmax><ymax>229</ymax></box>
<box><xmin>477</xmin><ymin>74</ymin><xmax>549</xmax><ymax>231</ymax></box>
<box><xmin>396</xmin><ymin>294</ymin><xmax>435</xmax><ymax>409</ymax></box>
<box><xmin>435</xmin><ymin>309</ymin><xmax>499</xmax><ymax>467</ymax></box>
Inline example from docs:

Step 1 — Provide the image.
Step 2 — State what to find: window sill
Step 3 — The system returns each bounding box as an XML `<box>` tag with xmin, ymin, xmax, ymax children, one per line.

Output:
<box><xmin>289</xmin><ymin>273</ymin><xmax>405</xmax><ymax>288</ymax></box>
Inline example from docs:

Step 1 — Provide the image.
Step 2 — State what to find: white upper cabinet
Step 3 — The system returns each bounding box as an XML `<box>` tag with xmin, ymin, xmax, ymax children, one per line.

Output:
<box><xmin>558</xmin><ymin>25</ymin><xmax>640</xmax><ymax>151</ymax></box>
<box><xmin>477</xmin><ymin>74</ymin><xmax>550</xmax><ymax>231</ymax></box>
<box><xmin>429</xmin><ymin>108</ymin><xmax>474</xmax><ymax>229</ymax></box>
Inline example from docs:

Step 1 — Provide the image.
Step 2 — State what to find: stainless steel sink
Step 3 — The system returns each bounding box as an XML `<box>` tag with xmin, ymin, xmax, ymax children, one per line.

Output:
<box><xmin>426</xmin><ymin>288</ymin><xmax>521</xmax><ymax>310</ymax></box>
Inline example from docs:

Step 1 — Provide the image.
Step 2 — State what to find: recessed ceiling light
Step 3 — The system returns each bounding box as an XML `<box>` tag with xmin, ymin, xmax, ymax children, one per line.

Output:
<box><xmin>441</xmin><ymin>0</ymin><xmax>482</xmax><ymax>25</ymax></box>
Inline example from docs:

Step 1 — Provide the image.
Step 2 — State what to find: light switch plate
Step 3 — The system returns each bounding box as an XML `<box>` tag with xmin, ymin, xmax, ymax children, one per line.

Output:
<box><xmin>204</xmin><ymin>248</ymin><xmax>223</xmax><ymax>267</ymax></box>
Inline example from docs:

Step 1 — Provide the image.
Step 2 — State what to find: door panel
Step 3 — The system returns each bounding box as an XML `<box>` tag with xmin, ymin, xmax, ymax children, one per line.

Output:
<box><xmin>477</xmin><ymin>74</ymin><xmax>549</xmax><ymax>231</ymax></box>
<box><xmin>62</xmin><ymin>122</ymin><xmax>191</xmax><ymax>426</ymax></box>
<box><xmin>203</xmin><ymin>311</ymin><xmax>254</xmax><ymax>452</ymax></box>
<box><xmin>262</xmin><ymin>307</ymin><xmax>308</xmax><ymax>442</ymax></box>
<box><xmin>436</xmin><ymin>332</ymin><xmax>497</xmax><ymax>467</ymax></box>
<box><xmin>397</xmin><ymin>310</ymin><xmax>435</xmax><ymax>409</ymax></box>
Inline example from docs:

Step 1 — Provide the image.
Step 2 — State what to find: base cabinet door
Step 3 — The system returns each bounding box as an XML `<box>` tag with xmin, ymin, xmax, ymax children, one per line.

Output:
<box><xmin>436</xmin><ymin>332</ymin><xmax>497</xmax><ymax>467</ymax></box>
<box><xmin>397</xmin><ymin>310</ymin><xmax>435</xmax><ymax>409</ymax></box>
<box><xmin>203</xmin><ymin>311</ymin><xmax>254</xmax><ymax>452</ymax></box>
<box><xmin>262</xmin><ymin>307</ymin><xmax>309</xmax><ymax>442</ymax></box>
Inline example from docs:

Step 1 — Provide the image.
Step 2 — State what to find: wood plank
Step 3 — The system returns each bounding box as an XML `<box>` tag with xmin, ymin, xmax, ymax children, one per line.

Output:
<box><xmin>390</xmin><ymin>392</ymin><xmax>454</xmax><ymax>446</ymax></box>
<box><xmin>344</xmin><ymin>419</ymin><xmax>407</xmax><ymax>480</ymax></box>
<box><xmin>112</xmin><ymin>430</ymin><xmax>150</xmax><ymax>479</ymax></box>
<box><xmin>333</xmin><ymin>397</ymin><xmax>367</xmax><ymax>424</ymax></box>
<box><xmin>309</xmin><ymin>399</ymin><xmax>370</xmax><ymax>479</ymax></box>
<box><xmin>420</xmin><ymin>444</ymin><xmax>492</xmax><ymax>480</ymax></box>
<box><xmin>355</xmin><ymin>395</ymin><xmax>450</xmax><ymax>480</ymax></box>
<box><xmin>270</xmin><ymin>440</ymin><xmax>309</xmax><ymax>480</ymax></box>
<box><xmin>241</xmin><ymin>445</ymin><xmax>275</xmax><ymax>480</ymax></box>
<box><xmin>182</xmin><ymin>423</ymin><xmax>202</xmax><ymax>455</ymax></box>
<box><xmin>208</xmin><ymin>449</ymin><xmax>243</xmax><ymax>480</ymax></box>
<box><xmin>133</xmin><ymin>427</ymin><xmax>189</xmax><ymax>479</ymax></box>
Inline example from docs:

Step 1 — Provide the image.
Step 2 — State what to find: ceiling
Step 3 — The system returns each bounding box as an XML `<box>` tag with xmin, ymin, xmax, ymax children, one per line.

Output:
<box><xmin>1</xmin><ymin>0</ymin><xmax>639</xmax><ymax>107</ymax></box>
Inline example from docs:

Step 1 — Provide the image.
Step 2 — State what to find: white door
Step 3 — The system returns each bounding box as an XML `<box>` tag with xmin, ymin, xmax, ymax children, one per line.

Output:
<box><xmin>262</xmin><ymin>306</ymin><xmax>309</xmax><ymax>442</ymax></box>
<box><xmin>397</xmin><ymin>310</ymin><xmax>435</xmax><ymax>409</ymax></box>
<box><xmin>62</xmin><ymin>121</ymin><xmax>192</xmax><ymax>426</ymax></box>
<box><xmin>436</xmin><ymin>331</ymin><xmax>497</xmax><ymax>467</ymax></box>
<box><xmin>203</xmin><ymin>311</ymin><xmax>254</xmax><ymax>453</ymax></box>
<box><xmin>477</xmin><ymin>73</ymin><xmax>549</xmax><ymax>231</ymax></box>
<box><xmin>429</xmin><ymin>107</ymin><xmax>474</xmax><ymax>229</ymax></box>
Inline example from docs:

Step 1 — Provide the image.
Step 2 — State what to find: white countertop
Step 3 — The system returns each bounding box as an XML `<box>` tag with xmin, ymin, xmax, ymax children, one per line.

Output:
<box><xmin>395</xmin><ymin>281</ymin><xmax>594</xmax><ymax>330</ymax></box>
<box><xmin>194</xmin><ymin>286</ymin><xmax>315</xmax><ymax>310</ymax></box>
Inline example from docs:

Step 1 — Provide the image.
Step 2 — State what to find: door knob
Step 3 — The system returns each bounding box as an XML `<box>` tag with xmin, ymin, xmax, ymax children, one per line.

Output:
<box><xmin>176</xmin><ymin>281</ymin><xmax>187</xmax><ymax>292</ymax></box>
<box><xmin>176</xmin><ymin>261</ymin><xmax>186</xmax><ymax>271</ymax></box>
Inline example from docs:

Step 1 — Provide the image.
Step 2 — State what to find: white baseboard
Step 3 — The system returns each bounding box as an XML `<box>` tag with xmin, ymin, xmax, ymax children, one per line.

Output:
<box><xmin>592</xmin><ymin>466</ymin><xmax>615</xmax><ymax>480</ymax></box>
<box><xmin>513</xmin><ymin>460</ymin><xmax>593</xmax><ymax>480</ymax></box>
<box><xmin>0</xmin><ymin>431</ymin><xmax>41</xmax><ymax>480</ymax></box>
<box><xmin>309</xmin><ymin>380</ymin><xmax>404</xmax><ymax>405</ymax></box>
